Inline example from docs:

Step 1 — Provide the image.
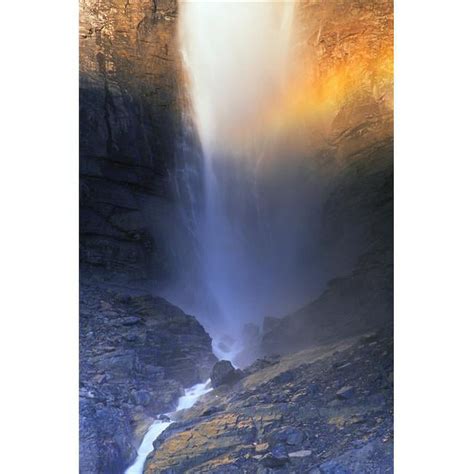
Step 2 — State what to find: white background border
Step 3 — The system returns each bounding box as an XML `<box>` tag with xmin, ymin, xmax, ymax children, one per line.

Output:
<box><xmin>1</xmin><ymin>0</ymin><xmax>78</xmax><ymax>471</ymax></box>
<box><xmin>396</xmin><ymin>0</ymin><xmax>474</xmax><ymax>471</ymax></box>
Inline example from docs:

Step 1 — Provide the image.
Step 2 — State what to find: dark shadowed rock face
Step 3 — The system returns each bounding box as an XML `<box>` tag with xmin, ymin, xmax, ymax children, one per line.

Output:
<box><xmin>79</xmin><ymin>0</ymin><xmax>201</xmax><ymax>287</ymax></box>
<box><xmin>262</xmin><ymin>140</ymin><xmax>393</xmax><ymax>356</ymax></box>
<box><xmin>249</xmin><ymin>0</ymin><xmax>394</xmax><ymax>356</ymax></box>
<box><xmin>210</xmin><ymin>360</ymin><xmax>243</xmax><ymax>388</ymax></box>
<box><xmin>79</xmin><ymin>283</ymin><xmax>217</xmax><ymax>473</ymax></box>
<box><xmin>144</xmin><ymin>331</ymin><xmax>393</xmax><ymax>473</ymax></box>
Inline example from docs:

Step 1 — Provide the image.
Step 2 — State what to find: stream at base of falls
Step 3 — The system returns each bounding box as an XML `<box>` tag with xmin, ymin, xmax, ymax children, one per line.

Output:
<box><xmin>125</xmin><ymin>380</ymin><xmax>213</xmax><ymax>474</ymax></box>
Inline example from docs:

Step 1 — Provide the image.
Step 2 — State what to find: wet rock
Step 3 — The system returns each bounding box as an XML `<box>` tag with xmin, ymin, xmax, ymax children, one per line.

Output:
<box><xmin>333</xmin><ymin>361</ymin><xmax>352</xmax><ymax>370</ymax></box>
<box><xmin>272</xmin><ymin>369</ymin><xmax>295</xmax><ymax>385</ymax></box>
<box><xmin>259</xmin><ymin>444</ymin><xmax>289</xmax><ymax>468</ymax></box>
<box><xmin>92</xmin><ymin>373</ymin><xmax>107</xmax><ymax>384</ymax></box>
<box><xmin>289</xmin><ymin>449</ymin><xmax>312</xmax><ymax>458</ymax></box>
<box><xmin>144</xmin><ymin>329</ymin><xmax>393</xmax><ymax>473</ymax></box>
<box><xmin>131</xmin><ymin>390</ymin><xmax>152</xmax><ymax>407</ymax></box>
<box><xmin>158</xmin><ymin>414</ymin><xmax>171</xmax><ymax>422</ymax></box>
<box><xmin>336</xmin><ymin>386</ymin><xmax>356</xmax><ymax>400</ymax></box>
<box><xmin>308</xmin><ymin>382</ymin><xmax>320</xmax><ymax>395</ymax></box>
<box><xmin>200</xmin><ymin>406</ymin><xmax>224</xmax><ymax>417</ymax></box>
<box><xmin>311</xmin><ymin>439</ymin><xmax>393</xmax><ymax>473</ymax></box>
<box><xmin>210</xmin><ymin>360</ymin><xmax>244</xmax><ymax>388</ymax></box>
<box><xmin>287</xmin><ymin>428</ymin><xmax>306</xmax><ymax>446</ymax></box>
<box><xmin>80</xmin><ymin>285</ymin><xmax>217</xmax><ymax>473</ymax></box>
<box><xmin>116</xmin><ymin>316</ymin><xmax>142</xmax><ymax>326</ymax></box>
<box><xmin>271</xmin><ymin>426</ymin><xmax>305</xmax><ymax>446</ymax></box>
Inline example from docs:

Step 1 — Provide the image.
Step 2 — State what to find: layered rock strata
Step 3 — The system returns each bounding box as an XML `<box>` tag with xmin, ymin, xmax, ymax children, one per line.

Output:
<box><xmin>262</xmin><ymin>140</ymin><xmax>393</xmax><ymax>356</ymax></box>
<box><xmin>79</xmin><ymin>284</ymin><xmax>216</xmax><ymax>473</ymax></box>
<box><xmin>144</xmin><ymin>330</ymin><xmax>393</xmax><ymax>473</ymax></box>
<box><xmin>79</xmin><ymin>0</ymin><xmax>197</xmax><ymax>286</ymax></box>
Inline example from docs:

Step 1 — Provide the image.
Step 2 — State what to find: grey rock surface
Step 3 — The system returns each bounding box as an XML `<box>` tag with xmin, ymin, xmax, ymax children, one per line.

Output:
<box><xmin>210</xmin><ymin>360</ymin><xmax>244</xmax><ymax>388</ymax></box>
<box><xmin>79</xmin><ymin>283</ymin><xmax>217</xmax><ymax>473</ymax></box>
<box><xmin>144</xmin><ymin>330</ymin><xmax>393</xmax><ymax>473</ymax></box>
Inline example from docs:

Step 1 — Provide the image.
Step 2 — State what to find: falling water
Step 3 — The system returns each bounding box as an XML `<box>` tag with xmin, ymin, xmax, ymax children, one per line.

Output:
<box><xmin>178</xmin><ymin>1</ymin><xmax>301</xmax><ymax>332</ymax></box>
<box><xmin>124</xmin><ymin>380</ymin><xmax>212</xmax><ymax>474</ymax></box>
<box><xmin>175</xmin><ymin>1</ymin><xmax>327</xmax><ymax>352</ymax></box>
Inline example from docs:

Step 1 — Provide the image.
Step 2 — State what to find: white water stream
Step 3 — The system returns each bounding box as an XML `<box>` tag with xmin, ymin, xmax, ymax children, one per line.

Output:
<box><xmin>124</xmin><ymin>380</ymin><xmax>213</xmax><ymax>474</ymax></box>
<box><xmin>178</xmin><ymin>0</ymin><xmax>297</xmax><ymax>334</ymax></box>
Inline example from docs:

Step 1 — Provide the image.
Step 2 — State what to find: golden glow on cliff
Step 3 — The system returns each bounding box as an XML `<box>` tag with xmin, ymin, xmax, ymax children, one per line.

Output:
<box><xmin>264</xmin><ymin>46</ymin><xmax>394</xmax><ymax>137</ymax></box>
<box><xmin>198</xmin><ymin>46</ymin><xmax>393</xmax><ymax>155</ymax></box>
<box><xmin>179</xmin><ymin>0</ymin><xmax>295</xmax><ymax>159</ymax></box>
<box><xmin>179</xmin><ymin>1</ymin><xmax>393</xmax><ymax>158</ymax></box>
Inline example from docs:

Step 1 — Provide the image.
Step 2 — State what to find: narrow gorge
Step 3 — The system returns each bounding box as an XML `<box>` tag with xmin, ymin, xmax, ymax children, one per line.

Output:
<box><xmin>80</xmin><ymin>1</ymin><xmax>393</xmax><ymax>472</ymax></box>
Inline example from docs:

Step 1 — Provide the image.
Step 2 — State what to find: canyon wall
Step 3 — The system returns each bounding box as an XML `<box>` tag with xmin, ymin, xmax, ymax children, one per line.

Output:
<box><xmin>292</xmin><ymin>0</ymin><xmax>393</xmax><ymax>272</ymax></box>
<box><xmin>80</xmin><ymin>0</ymin><xmax>194</xmax><ymax>287</ymax></box>
<box><xmin>79</xmin><ymin>284</ymin><xmax>216</xmax><ymax>472</ymax></box>
<box><xmin>79</xmin><ymin>1</ymin><xmax>393</xmax><ymax>471</ymax></box>
<box><xmin>79</xmin><ymin>0</ymin><xmax>393</xmax><ymax>336</ymax></box>
<box><xmin>79</xmin><ymin>0</ymin><xmax>392</xmax><ymax>288</ymax></box>
<box><xmin>262</xmin><ymin>0</ymin><xmax>393</xmax><ymax>353</ymax></box>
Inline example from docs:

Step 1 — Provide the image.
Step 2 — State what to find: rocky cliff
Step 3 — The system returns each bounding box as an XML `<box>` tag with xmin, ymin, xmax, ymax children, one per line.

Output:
<box><xmin>79</xmin><ymin>0</ymin><xmax>393</xmax><ymax>290</ymax></box>
<box><xmin>256</xmin><ymin>0</ymin><xmax>393</xmax><ymax>353</ymax></box>
<box><xmin>79</xmin><ymin>284</ymin><xmax>216</xmax><ymax>473</ymax></box>
<box><xmin>290</xmin><ymin>0</ymin><xmax>393</xmax><ymax>147</ymax></box>
<box><xmin>295</xmin><ymin>0</ymin><xmax>393</xmax><ymax>269</ymax></box>
<box><xmin>144</xmin><ymin>330</ymin><xmax>393</xmax><ymax>472</ymax></box>
<box><xmin>214</xmin><ymin>0</ymin><xmax>394</xmax><ymax>359</ymax></box>
<box><xmin>79</xmin><ymin>1</ymin><xmax>393</xmax><ymax>471</ymax></box>
<box><xmin>79</xmin><ymin>0</ymin><xmax>198</xmax><ymax>287</ymax></box>
<box><xmin>262</xmin><ymin>139</ymin><xmax>393</xmax><ymax>355</ymax></box>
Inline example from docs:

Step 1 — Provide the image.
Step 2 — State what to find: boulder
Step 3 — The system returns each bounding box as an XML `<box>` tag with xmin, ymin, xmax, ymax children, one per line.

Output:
<box><xmin>80</xmin><ymin>286</ymin><xmax>217</xmax><ymax>473</ymax></box>
<box><xmin>271</xmin><ymin>426</ymin><xmax>305</xmax><ymax>446</ymax></box>
<box><xmin>210</xmin><ymin>360</ymin><xmax>244</xmax><ymax>388</ymax></box>
<box><xmin>131</xmin><ymin>390</ymin><xmax>152</xmax><ymax>407</ymax></box>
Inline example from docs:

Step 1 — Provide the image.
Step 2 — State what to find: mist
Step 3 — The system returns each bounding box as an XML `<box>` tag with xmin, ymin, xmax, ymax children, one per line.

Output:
<box><xmin>164</xmin><ymin>0</ymin><xmax>329</xmax><ymax>352</ymax></box>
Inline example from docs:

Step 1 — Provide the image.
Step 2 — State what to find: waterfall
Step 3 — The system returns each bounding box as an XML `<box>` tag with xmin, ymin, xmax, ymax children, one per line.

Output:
<box><xmin>178</xmin><ymin>1</ymin><xmax>300</xmax><ymax>336</ymax></box>
<box><xmin>179</xmin><ymin>1</ymin><xmax>295</xmax><ymax>158</ymax></box>
<box><xmin>125</xmin><ymin>380</ymin><xmax>213</xmax><ymax>474</ymax></box>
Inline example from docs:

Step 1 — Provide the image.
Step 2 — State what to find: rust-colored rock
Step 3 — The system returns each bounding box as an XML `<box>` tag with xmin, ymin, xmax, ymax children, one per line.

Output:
<box><xmin>293</xmin><ymin>0</ymin><xmax>393</xmax><ymax>155</ymax></box>
<box><xmin>145</xmin><ymin>413</ymin><xmax>257</xmax><ymax>472</ymax></box>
